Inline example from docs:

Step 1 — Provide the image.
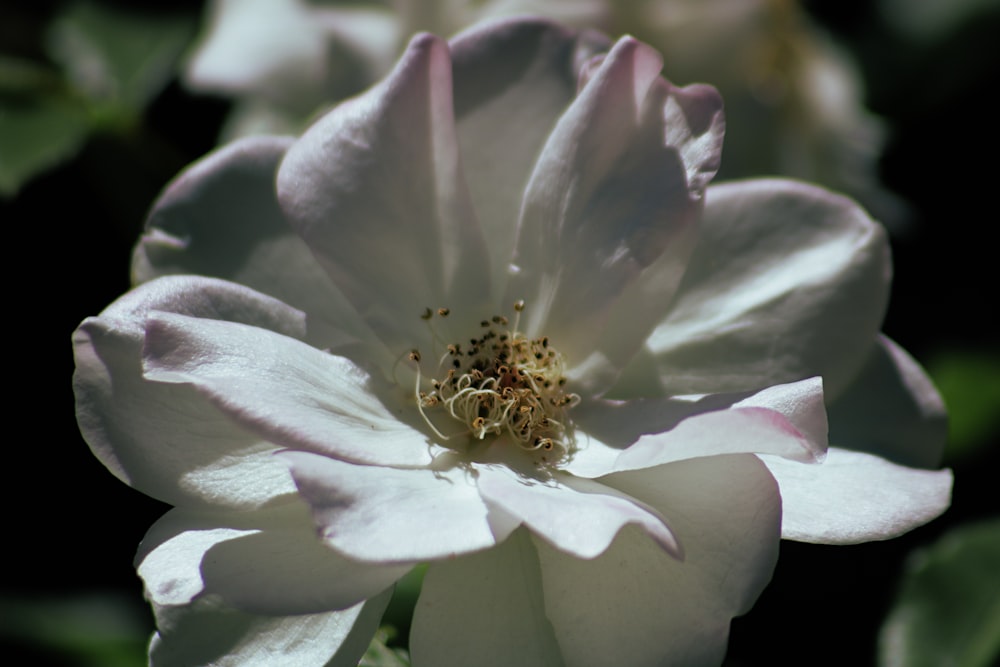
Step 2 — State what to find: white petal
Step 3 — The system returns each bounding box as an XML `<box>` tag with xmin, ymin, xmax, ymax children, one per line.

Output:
<box><xmin>132</xmin><ymin>134</ymin><xmax>379</xmax><ymax>355</ymax></box>
<box><xmin>540</xmin><ymin>454</ymin><xmax>781</xmax><ymax>667</ymax></box>
<box><xmin>142</xmin><ymin>312</ymin><xmax>442</xmax><ymax>467</ymax></box>
<box><xmin>509</xmin><ymin>35</ymin><xmax>723</xmax><ymax>367</ymax></box>
<box><xmin>827</xmin><ymin>334</ymin><xmax>947</xmax><ymax>468</ymax></box>
<box><xmin>410</xmin><ymin>529</ymin><xmax>564</xmax><ymax>667</ymax></box>
<box><xmin>277</xmin><ymin>32</ymin><xmax>491</xmax><ymax>354</ymax></box>
<box><xmin>149</xmin><ymin>588</ymin><xmax>391</xmax><ymax>667</ymax></box>
<box><xmin>476</xmin><ymin>465</ymin><xmax>679</xmax><ymax>559</ymax></box>
<box><xmin>184</xmin><ymin>0</ymin><xmax>339</xmax><ymax>108</ymax></box>
<box><xmin>137</xmin><ymin>504</ymin><xmax>407</xmax><ymax>615</ymax></box>
<box><xmin>281</xmin><ymin>451</ymin><xmax>504</xmax><ymax>563</ymax></box>
<box><xmin>761</xmin><ymin>447</ymin><xmax>953</xmax><ymax>544</ymax></box>
<box><xmin>565</xmin><ymin>377</ymin><xmax>827</xmax><ymax>477</ymax></box>
<box><xmin>632</xmin><ymin>178</ymin><xmax>891</xmax><ymax>399</ymax></box>
<box><xmin>73</xmin><ymin>276</ymin><xmax>304</xmax><ymax>509</ymax></box>
<box><xmin>450</xmin><ymin>19</ymin><xmax>610</xmax><ymax>291</ymax></box>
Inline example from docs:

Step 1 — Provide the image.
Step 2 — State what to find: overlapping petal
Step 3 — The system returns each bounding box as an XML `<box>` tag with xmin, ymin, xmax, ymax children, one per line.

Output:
<box><xmin>136</xmin><ymin>503</ymin><xmax>408</xmax><ymax>616</ymax></box>
<box><xmin>412</xmin><ymin>454</ymin><xmax>781</xmax><ymax>667</ymax></box>
<box><xmin>282</xmin><ymin>451</ymin><xmax>503</xmax><ymax>563</ymax></box>
<box><xmin>277</xmin><ymin>32</ymin><xmax>491</xmax><ymax>354</ymax></box>
<box><xmin>450</xmin><ymin>19</ymin><xmax>609</xmax><ymax>290</ymax></box>
<box><xmin>508</xmin><ymin>34</ymin><xmax>724</xmax><ymax>367</ymax></box>
<box><xmin>149</xmin><ymin>589</ymin><xmax>391</xmax><ymax>667</ymax></box>
<box><xmin>411</xmin><ymin>529</ymin><xmax>564</xmax><ymax>667</ymax></box>
<box><xmin>73</xmin><ymin>276</ymin><xmax>305</xmax><ymax>509</ymax></box>
<box><xmin>633</xmin><ymin>178</ymin><xmax>891</xmax><ymax>399</ymax></box>
<box><xmin>566</xmin><ymin>377</ymin><xmax>826</xmax><ymax>477</ymax></box>
<box><xmin>550</xmin><ymin>454</ymin><xmax>780</xmax><ymax>667</ymax></box>
<box><xmin>142</xmin><ymin>312</ymin><xmax>443</xmax><ymax>468</ymax></box>
<box><xmin>827</xmin><ymin>334</ymin><xmax>948</xmax><ymax>469</ymax></box>
<box><xmin>761</xmin><ymin>447</ymin><xmax>952</xmax><ymax>544</ymax></box>
<box><xmin>476</xmin><ymin>465</ymin><xmax>680</xmax><ymax>558</ymax></box>
<box><xmin>132</xmin><ymin>135</ymin><xmax>378</xmax><ymax>354</ymax></box>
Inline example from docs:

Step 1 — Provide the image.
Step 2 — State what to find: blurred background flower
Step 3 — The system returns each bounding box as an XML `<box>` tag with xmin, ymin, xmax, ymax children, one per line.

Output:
<box><xmin>2</xmin><ymin>0</ymin><xmax>998</xmax><ymax>665</ymax></box>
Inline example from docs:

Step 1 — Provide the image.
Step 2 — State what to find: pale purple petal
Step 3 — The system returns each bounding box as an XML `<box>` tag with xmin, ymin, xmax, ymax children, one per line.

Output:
<box><xmin>277</xmin><ymin>33</ymin><xmax>491</xmax><ymax>354</ymax></box>
<box><xmin>149</xmin><ymin>588</ymin><xmax>391</xmax><ymax>667</ymax></box>
<box><xmin>410</xmin><ymin>529</ymin><xmax>564</xmax><ymax>667</ymax></box>
<box><xmin>142</xmin><ymin>312</ymin><xmax>442</xmax><ymax>467</ymax></box>
<box><xmin>630</xmin><ymin>178</ymin><xmax>891</xmax><ymax>399</ymax></box>
<box><xmin>281</xmin><ymin>451</ymin><xmax>504</xmax><ymax>562</ymax></box>
<box><xmin>450</xmin><ymin>18</ymin><xmax>609</xmax><ymax>289</ymax></box>
<box><xmin>476</xmin><ymin>465</ymin><xmax>679</xmax><ymax>559</ymax></box>
<box><xmin>133</xmin><ymin>135</ymin><xmax>378</xmax><ymax>354</ymax></box>
<box><xmin>73</xmin><ymin>276</ymin><xmax>305</xmax><ymax>509</ymax></box>
<box><xmin>613</xmin><ymin>406</ymin><xmax>824</xmax><ymax>473</ymax></box>
<box><xmin>508</xmin><ymin>35</ymin><xmax>724</xmax><ymax>368</ymax></box>
<box><xmin>761</xmin><ymin>447</ymin><xmax>953</xmax><ymax>544</ymax></box>
<box><xmin>538</xmin><ymin>454</ymin><xmax>781</xmax><ymax>667</ymax></box>
<box><xmin>827</xmin><ymin>334</ymin><xmax>947</xmax><ymax>468</ymax></box>
<box><xmin>565</xmin><ymin>377</ymin><xmax>827</xmax><ymax>477</ymax></box>
<box><xmin>137</xmin><ymin>504</ymin><xmax>408</xmax><ymax>615</ymax></box>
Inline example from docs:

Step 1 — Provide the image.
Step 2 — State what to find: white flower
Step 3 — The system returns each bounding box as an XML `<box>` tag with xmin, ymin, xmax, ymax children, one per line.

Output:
<box><xmin>75</xmin><ymin>18</ymin><xmax>951</xmax><ymax>667</ymax></box>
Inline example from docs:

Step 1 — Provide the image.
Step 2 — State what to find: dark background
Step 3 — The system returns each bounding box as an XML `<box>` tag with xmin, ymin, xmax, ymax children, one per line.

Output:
<box><xmin>2</xmin><ymin>1</ymin><xmax>998</xmax><ymax>665</ymax></box>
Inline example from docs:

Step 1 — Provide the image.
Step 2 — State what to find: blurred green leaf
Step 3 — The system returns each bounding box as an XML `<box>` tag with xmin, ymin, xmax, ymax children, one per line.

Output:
<box><xmin>878</xmin><ymin>519</ymin><xmax>1000</xmax><ymax>667</ymax></box>
<box><xmin>0</xmin><ymin>56</ymin><xmax>64</xmax><ymax>96</ymax></box>
<box><xmin>0</xmin><ymin>593</ymin><xmax>149</xmax><ymax>667</ymax></box>
<box><xmin>0</xmin><ymin>95</ymin><xmax>89</xmax><ymax>197</ymax></box>
<box><xmin>359</xmin><ymin>627</ymin><xmax>411</xmax><ymax>667</ymax></box>
<box><xmin>926</xmin><ymin>350</ymin><xmax>1000</xmax><ymax>461</ymax></box>
<box><xmin>45</xmin><ymin>0</ymin><xmax>195</xmax><ymax>126</ymax></box>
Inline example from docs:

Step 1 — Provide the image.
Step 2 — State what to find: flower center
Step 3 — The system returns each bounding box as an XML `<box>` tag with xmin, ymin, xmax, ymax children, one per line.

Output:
<box><xmin>411</xmin><ymin>301</ymin><xmax>579</xmax><ymax>463</ymax></box>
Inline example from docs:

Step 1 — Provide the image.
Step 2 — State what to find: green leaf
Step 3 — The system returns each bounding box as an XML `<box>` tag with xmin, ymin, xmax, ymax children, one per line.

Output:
<box><xmin>0</xmin><ymin>593</ymin><xmax>150</xmax><ymax>667</ymax></box>
<box><xmin>0</xmin><ymin>95</ymin><xmax>89</xmax><ymax>197</ymax></box>
<box><xmin>926</xmin><ymin>349</ymin><xmax>1000</xmax><ymax>462</ymax></box>
<box><xmin>359</xmin><ymin>627</ymin><xmax>411</xmax><ymax>667</ymax></box>
<box><xmin>45</xmin><ymin>0</ymin><xmax>195</xmax><ymax>123</ymax></box>
<box><xmin>879</xmin><ymin>519</ymin><xmax>1000</xmax><ymax>667</ymax></box>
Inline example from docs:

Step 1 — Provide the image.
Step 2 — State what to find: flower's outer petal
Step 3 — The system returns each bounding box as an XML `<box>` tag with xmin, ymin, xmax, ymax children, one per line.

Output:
<box><xmin>508</xmin><ymin>34</ymin><xmax>724</xmax><ymax>367</ymax></box>
<box><xmin>632</xmin><ymin>178</ymin><xmax>891</xmax><ymax>399</ymax></box>
<box><xmin>539</xmin><ymin>454</ymin><xmax>781</xmax><ymax>667</ymax></box>
<box><xmin>148</xmin><ymin>588</ymin><xmax>391</xmax><ymax>667</ymax></box>
<box><xmin>761</xmin><ymin>447</ymin><xmax>953</xmax><ymax>544</ymax></box>
<box><xmin>476</xmin><ymin>465</ymin><xmax>679</xmax><ymax>559</ymax></box>
<box><xmin>132</xmin><ymin>135</ymin><xmax>378</xmax><ymax>356</ymax></box>
<box><xmin>142</xmin><ymin>312</ymin><xmax>443</xmax><ymax>468</ymax></box>
<box><xmin>136</xmin><ymin>504</ymin><xmax>409</xmax><ymax>616</ymax></box>
<box><xmin>827</xmin><ymin>334</ymin><xmax>948</xmax><ymax>469</ymax></box>
<box><xmin>73</xmin><ymin>276</ymin><xmax>304</xmax><ymax>509</ymax></box>
<box><xmin>449</xmin><ymin>18</ymin><xmax>609</xmax><ymax>291</ymax></box>
<box><xmin>566</xmin><ymin>377</ymin><xmax>827</xmax><ymax>478</ymax></box>
<box><xmin>277</xmin><ymin>32</ymin><xmax>491</xmax><ymax>354</ymax></box>
<box><xmin>281</xmin><ymin>451</ymin><xmax>503</xmax><ymax>563</ymax></box>
<box><xmin>411</xmin><ymin>529</ymin><xmax>564</xmax><ymax>667</ymax></box>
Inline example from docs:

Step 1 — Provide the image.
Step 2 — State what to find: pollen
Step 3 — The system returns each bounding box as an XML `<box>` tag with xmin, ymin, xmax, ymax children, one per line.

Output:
<box><xmin>411</xmin><ymin>302</ymin><xmax>580</xmax><ymax>462</ymax></box>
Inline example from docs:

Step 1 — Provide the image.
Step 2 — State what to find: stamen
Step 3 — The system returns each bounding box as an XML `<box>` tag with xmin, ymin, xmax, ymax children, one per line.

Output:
<box><xmin>411</xmin><ymin>350</ymin><xmax>454</xmax><ymax>442</ymax></box>
<box><xmin>414</xmin><ymin>300</ymin><xmax>579</xmax><ymax>463</ymax></box>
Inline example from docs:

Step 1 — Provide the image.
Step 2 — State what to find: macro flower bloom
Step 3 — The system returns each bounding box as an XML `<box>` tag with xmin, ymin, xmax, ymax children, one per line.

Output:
<box><xmin>75</xmin><ymin>18</ymin><xmax>951</xmax><ymax>667</ymax></box>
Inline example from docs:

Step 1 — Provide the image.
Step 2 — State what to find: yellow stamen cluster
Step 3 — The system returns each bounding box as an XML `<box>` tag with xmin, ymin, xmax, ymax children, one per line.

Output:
<box><xmin>413</xmin><ymin>302</ymin><xmax>579</xmax><ymax>461</ymax></box>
